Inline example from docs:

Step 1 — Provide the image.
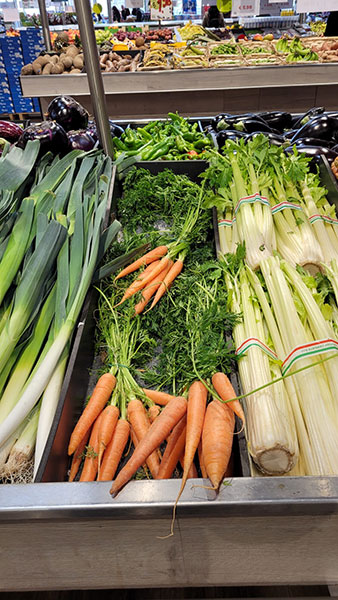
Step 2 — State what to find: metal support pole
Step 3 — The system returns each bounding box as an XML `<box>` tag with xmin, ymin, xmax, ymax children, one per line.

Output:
<box><xmin>74</xmin><ymin>0</ymin><xmax>114</xmax><ymax>157</ymax></box>
<box><xmin>38</xmin><ymin>0</ymin><xmax>52</xmax><ymax>52</ymax></box>
<box><xmin>108</xmin><ymin>0</ymin><xmax>113</xmax><ymax>23</ymax></box>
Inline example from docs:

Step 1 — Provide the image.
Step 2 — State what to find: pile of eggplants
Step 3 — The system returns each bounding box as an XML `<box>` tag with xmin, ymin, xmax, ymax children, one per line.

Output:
<box><xmin>207</xmin><ymin>107</ymin><xmax>338</xmax><ymax>164</ymax></box>
<box><xmin>10</xmin><ymin>96</ymin><xmax>125</xmax><ymax>156</ymax></box>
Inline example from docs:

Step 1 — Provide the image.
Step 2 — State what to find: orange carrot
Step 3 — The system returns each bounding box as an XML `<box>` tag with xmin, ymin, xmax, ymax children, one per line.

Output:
<box><xmin>156</xmin><ymin>416</ymin><xmax>186</xmax><ymax>479</ymax></box>
<box><xmin>115</xmin><ymin>256</ymin><xmax>171</xmax><ymax>307</ymax></box>
<box><xmin>182</xmin><ymin>458</ymin><xmax>198</xmax><ymax>479</ymax></box>
<box><xmin>142</xmin><ymin>388</ymin><xmax>176</xmax><ymax>406</ymax></box>
<box><xmin>97</xmin><ymin>404</ymin><xmax>119</xmax><ymax>469</ymax></box>
<box><xmin>127</xmin><ymin>399</ymin><xmax>160</xmax><ymax>478</ymax></box>
<box><xmin>130</xmin><ymin>426</ymin><xmax>148</xmax><ymax>471</ymax></box>
<box><xmin>134</xmin><ymin>261</ymin><xmax>173</xmax><ymax>315</ymax></box>
<box><xmin>148</xmin><ymin>259</ymin><xmax>184</xmax><ymax>311</ymax></box>
<box><xmin>164</xmin><ymin>381</ymin><xmax>207</xmax><ymax>536</ymax></box>
<box><xmin>202</xmin><ymin>399</ymin><xmax>235</xmax><ymax>490</ymax></box>
<box><xmin>98</xmin><ymin>418</ymin><xmax>130</xmax><ymax>481</ymax></box>
<box><xmin>148</xmin><ymin>404</ymin><xmax>161</xmax><ymax>423</ymax></box>
<box><xmin>115</xmin><ymin>245</ymin><xmax>168</xmax><ymax>280</ymax></box>
<box><xmin>212</xmin><ymin>372</ymin><xmax>245</xmax><ymax>424</ymax></box>
<box><xmin>181</xmin><ymin>381</ymin><xmax>207</xmax><ymax>484</ymax></box>
<box><xmin>68</xmin><ymin>427</ymin><xmax>91</xmax><ymax>482</ymax></box>
<box><xmin>68</xmin><ymin>373</ymin><xmax>116</xmax><ymax>456</ymax></box>
<box><xmin>111</xmin><ymin>396</ymin><xmax>187</xmax><ymax>496</ymax></box>
<box><xmin>198</xmin><ymin>440</ymin><xmax>207</xmax><ymax>479</ymax></box>
<box><xmin>79</xmin><ymin>412</ymin><xmax>103</xmax><ymax>482</ymax></box>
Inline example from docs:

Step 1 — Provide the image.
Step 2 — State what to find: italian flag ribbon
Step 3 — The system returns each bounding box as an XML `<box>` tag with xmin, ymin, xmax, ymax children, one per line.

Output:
<box><xmin>235</xmin><ymin>193</ymin><xmax>270</xmax><ymax>215</ymax></box>
<box><xmin>236</xmin><ymin>337</ymin><xmax>278</xmax><ymax>360</ymax></box>
<box><xmin>271</xmin><ymin>201</ymin><xmax>302</xmax><ymax>215</ymax></box>
<box><xmin>218</xmin><ymin>217</ymin><xmax>236</xmax><ymax>227</ymax></box>
<box><xmin>281</xmin><ymin>338</ymin><xmax>338</xmax><ymax>376</ymax></box>
<box><xmin>309</xmin><ymin>214</ymin><xmax>338</xmax><ymax>226</ymax></box>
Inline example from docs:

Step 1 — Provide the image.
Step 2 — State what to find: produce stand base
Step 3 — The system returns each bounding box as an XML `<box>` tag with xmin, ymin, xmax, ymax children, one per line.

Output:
<box><xmin>0</xmin><ymin>477</ymin><xmax>338</xmax><ymax>591</ymax></box>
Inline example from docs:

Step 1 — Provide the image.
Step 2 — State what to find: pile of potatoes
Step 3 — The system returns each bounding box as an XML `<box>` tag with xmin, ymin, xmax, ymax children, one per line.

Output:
<box><xmin>21</xmin><ymin>45</ymin><xmax>84</xmax><ymax>75</ymax></box>
<box><xmin>99</xmin><ymin>51</ymin><xmax>140</xmax><ymax>72</ymax></box>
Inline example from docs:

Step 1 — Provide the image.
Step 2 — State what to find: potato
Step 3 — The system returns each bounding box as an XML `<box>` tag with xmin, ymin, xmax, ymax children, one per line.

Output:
<box><xmin>50</xmin><ymin>62</ymin><xmax>64</xmax><ymax>74</ymax></box>
<box><xmin>50</xmin><ymin>54</ymin><xmax>59</xmax><ymax>64</ymax></box>
<box><xmin>21</xmin><ymin>63</ymin><xmax>33</xmax><ymax>75</ymax></box>
<box><xmin>60</xmin><ymin>56</ymin><xmax>73</xmax><ymax>70</ymax></box>
<box><xmin>70</xmin><ymin>68</ymin><xmax>81</xmax><ymax>73</ymax></box>
<box><xmin>72</xmin><ymin>55</ymin><xmax>84</xmax><ymax>69</ymax></box>
<box><xmin>42</xmin><ymin>62</ymin><xmax>53</xmax><ymax>74</ymax></box>
<box><xmin>35</xmin><ymin>55</ymin><xmax>50</xmax><ymax>67</ymax></box>
<box><xmin>32</xmin><ymin>60</ymin><xmax>42</xmax><ymax>75</ymax></box>
<box><xmin>66</xmin><ymin>45</ymin><xmax>80</xmax><ymax>57</ymax></box>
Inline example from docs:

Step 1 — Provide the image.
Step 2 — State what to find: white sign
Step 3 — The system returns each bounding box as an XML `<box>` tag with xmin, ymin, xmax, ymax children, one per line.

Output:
<box><xmin>2</xmin><ymin>7</ymin><xmax>20</xmax><ymax>21</ymax></box>
<box><xmin>231</xmin><ymin>0</ymin><xmax>260</xmax><ymax>17</ymax></box>
<box><xmin>150</xmin><ymin>0</ymin><xmax>173</xmax><ymax>19</ymax></box>
<box><xmin>296</xmin><ymin>0</ymin><xmax>338</xmax><ymax>11</ymax></box>
<box><xmin>125</xmin><ymin>0</ymin><xmax>143</xmax><ymax>8</ymax></box>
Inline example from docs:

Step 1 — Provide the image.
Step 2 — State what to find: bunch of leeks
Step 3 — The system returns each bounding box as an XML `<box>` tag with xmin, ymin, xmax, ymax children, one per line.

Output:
<box><xmin>0</xmin><ymin>146</ymin><xmax>121</xmax><ymax>481</ymax></box>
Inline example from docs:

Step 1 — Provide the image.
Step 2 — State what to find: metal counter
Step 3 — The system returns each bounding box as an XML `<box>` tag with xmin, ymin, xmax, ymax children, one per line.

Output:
<box><xmin>0</xmin><ymin>476</ymin><xmax>338</xmax><ymax>591</ymax></box>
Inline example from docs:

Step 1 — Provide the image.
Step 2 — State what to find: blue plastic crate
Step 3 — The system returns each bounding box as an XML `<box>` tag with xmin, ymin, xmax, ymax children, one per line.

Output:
<box><xmin>13</xmin><ymin>98</ymin><xmax>34</xmax><ymax>112</ymax></box>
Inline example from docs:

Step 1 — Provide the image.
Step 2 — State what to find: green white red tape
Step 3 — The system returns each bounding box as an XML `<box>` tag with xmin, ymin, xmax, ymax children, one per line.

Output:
<box><xmin>281</xmin><ymin>338</ymin><xmax>338</xmax><ymax>376</ymax></box>
<box><xmin>309</xmin><ymin>214</ymin><xmax>338</xmax><ymax>226</ymax></box>
<box><xmin>236</xmin><ymin>337</ymin><xmax>338</xmax><ymax>377</ymax></box>
<box><xmin>218</xmin><ymin>198</ymin><xmax>304</xmax><ymax>228</ymax></box>
<box><xmin>234</xmin><ymin>193</ymin><xmax>270</xmax><ymax>215</ymax></box>
<box><xmin>271</xmin><ymin>201</ymin><xmax>302</xmax><ymax>215</ymax></box>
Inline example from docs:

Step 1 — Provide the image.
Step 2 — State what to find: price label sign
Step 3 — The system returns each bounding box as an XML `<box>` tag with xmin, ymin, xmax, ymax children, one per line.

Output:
<box><xmin>231</xmin><ymin>0</ymin><xmax>260</xmax><ymax>16</ymax></box>
<box><xmin>297</xmin><ymin>0</ymin><xmax>337</xmax><ymax>10</ymax></box>
<box><xmin>150</xmin><ymin>0</ymin><xmax>173</xmax><ymax>19</ymax></box>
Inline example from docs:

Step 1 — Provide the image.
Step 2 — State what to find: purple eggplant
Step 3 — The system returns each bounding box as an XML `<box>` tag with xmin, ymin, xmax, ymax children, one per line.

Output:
<box><xmin>67</xmin><ymin>129</ymin><xmax>96</xmax><ymax>151</ymax></box>
<box><xmin>290</xmin><ymin>115</ymin><xmax>336</xmax><ymax>144</ymax></box>
<box><xmin>295</xmin><ymin>137</ymin><xmax>334</xmax><ymax>148</ymax></box>
<box><xmin>17</xmin><ymin>121</ymin><xmax>69</xmax><ymax>156</ymax></box>
<box><xmin>47</xmin><ymin>96</ymin><xmax>89</xmax><ymax>132</ymax></box>
<box><xmin>255</xmin><ymin>111</ymin><xmax>292</xmax><ymax>132</ymax></box>
<box><xmin>292</xmin><ymin>107</ymin><xmax>325</xmax><ymax>130</ymax></box>
<box><xmin>0</xmin><ymin>120</ymin><xmax>23</xmax><ymax>143</ymax></box>
<box><xmin>285</xmin><ymin>144</ymin><xmax>338</xmax><ymax>163</ymax></box>
<box><xmin>246</xmin><ymin>131</ymin><xmax>286</xmax><ymax>146</ymax></box>
<box><xmin>87</xmin><ymin>119</ymin><xmax>124</xmax><ymax>142</ymax></box>
<box><xmin>216</xmin><ymin>129</ymin><xmax>247</xmax><ymax>147</ymax></box>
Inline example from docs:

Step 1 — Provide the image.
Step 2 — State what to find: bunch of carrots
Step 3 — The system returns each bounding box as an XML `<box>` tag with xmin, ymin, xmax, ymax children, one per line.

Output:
<box><xmin>67</xmin><ymin>369</ymin><xmax>245</xmax><ymax>514</ymax></box>
<box><xmin>114</xmin><ymin>243</ymin><xmax>187</xmax><ymax>314</ymax></box>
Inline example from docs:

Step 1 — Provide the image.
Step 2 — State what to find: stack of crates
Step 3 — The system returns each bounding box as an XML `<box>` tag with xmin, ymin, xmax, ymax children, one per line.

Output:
<box><xmin>0</xmin><ymin>29</ymin><xmax>44</xmax><ymax>115</ymax></box>
<box><xmin>20</xmin><ymin>28</ymin><xmax>44</xmax><ymax>113</ymax></box>
<box><xmin>0</xmin><ymin>40</ymin><xmax>14</xmax><ymax>114</ymax></box>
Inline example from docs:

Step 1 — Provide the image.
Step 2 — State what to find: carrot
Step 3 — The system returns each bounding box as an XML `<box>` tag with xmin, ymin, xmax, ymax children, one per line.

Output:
<box><xmin>212</xmin><ymin>372</ymin><xmax>245</xmax><ymax>424</ymax></box>
<box><xmin>134</xmin><ymin>261</ymin><xmax>173</xmax><ymax>315</ymax></box>
<box><xmin>110</xmin><ymin>396</ymin><xmax>187</xmax><ymax>496</ymax></box>
<box><xmin>130</xmin><ymin>426</ymin><xmax>148</xmax><ymax>471</ymax></box>
<box><xmin>97</xmin><ymin>404</ymin><xmax>120</xmax><ymax>469</ymax></box>
<box><xmin>68</xmin><ymin>427</ymin><xmax>91</xmax><ymax>482</ymax></box>
<box><xmin>127</xmin><ymin>399</ymin><xmax>160</xmax><ymax>478</ymax></box>
<box><xmin>115</xmin><ymin>246</ymin><xmax>168</xmax><ymax>280</ymax></box>
<box><xmin>148</xmin><ymin>259</ymin><xmax>184</xmax><ymax>311</ymax></box>
<box><xmin>68</xmin><ymin>372</ymin><xmax>116</xmax><ymax>456</ymax></box>
<box><xmin>79</xmin><ymin>412</ymin><xmax>103</xmax><ymax>482</ymax></box>
<box><xmin>115</xmin><ymin>256</ymin><xmax>171</xmax><ymax>307</ymax></box>
<box><xmin>198</xmin><ymin>440</ymin><xmax>207</xmax><ymax>479</ymax></box>
<box><xmin>165</xmin><ymin>381</ymin><xmax>207</xmax><ymax>537</ymax></box>
<box><xmin>98</xmin><ymin>418</ymin><xmax>130</xmax><ymax>481</ymax></box>
<box><xmin>142</xmin><ymin>388</ymin><xmax>176</xmax><ymax>406</ymax></box>
<box><xmin>148</xmin><ymin>404</ymin><xmax>161</xmax><ymax>423</ymax></box>
<box><xmin>156</xmin><ymin>416</ymin><xmax>186</xmax><ymax>479</ymax></box>
<box><xmin>202</xmin><ymin>399</ymin><xmax>235</xmax><ymax>490</ymax></box>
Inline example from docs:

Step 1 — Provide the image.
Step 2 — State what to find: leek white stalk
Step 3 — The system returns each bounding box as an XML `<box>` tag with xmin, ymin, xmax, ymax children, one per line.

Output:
<box><xmin>3</xmin><ymin>405</ymin><xmax>40</xmax><ymax>478</ymax></box>
<box><xmin>33</xmin><ymin>348</ymin><xmax>68</xmax><ymax>479</ymax></box>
